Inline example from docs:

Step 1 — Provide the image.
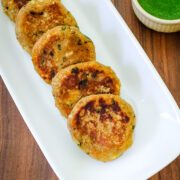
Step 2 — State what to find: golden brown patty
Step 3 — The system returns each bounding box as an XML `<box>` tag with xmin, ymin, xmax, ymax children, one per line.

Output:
<box><xmin>1</xmin><ymin>0</ymin><xmax>30</xmax><ymax>22</ymax></box>
<box><xmin>68</xmin><ymin>94</ymin><xmax>135</xmax><ymax>162</ymax></box>
<box><xmin>32</xmin><ymin>26</ymin><xmax>96</xmax><ymax>84</ymax></box>
<box><xmin>15</xmin><ymin>0</ymin><xmax>77</xmax><ymax>54</ymax></box>
<box><xmin>52</xmin><ymin>61</ymin><xmax>120</xmax><ymax>118</ymax></box>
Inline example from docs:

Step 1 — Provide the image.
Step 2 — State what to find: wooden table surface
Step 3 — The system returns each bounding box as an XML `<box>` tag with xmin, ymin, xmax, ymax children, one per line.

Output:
<box><xmin>0</xmin><ymin>0</ymin><xmax>180</xmax><ymax>179</ymax></box>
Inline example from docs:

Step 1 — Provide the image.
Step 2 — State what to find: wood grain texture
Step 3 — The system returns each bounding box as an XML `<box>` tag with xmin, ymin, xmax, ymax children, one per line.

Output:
<box><xmin>0</xmin><ymin>78</ymin><xmax>58</xmax><ymax>180</ymax></box>
<box><xmin>0</xmin><ymin>0</ymin><xmax>180</xmax><ymax>180</ymax></box>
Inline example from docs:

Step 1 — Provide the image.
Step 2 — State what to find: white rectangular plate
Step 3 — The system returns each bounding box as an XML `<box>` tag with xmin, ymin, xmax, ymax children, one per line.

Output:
<box><xmin>0</xmin><ymin>0</ymin><xmax>180</xmax><ymax>179</ymax></box>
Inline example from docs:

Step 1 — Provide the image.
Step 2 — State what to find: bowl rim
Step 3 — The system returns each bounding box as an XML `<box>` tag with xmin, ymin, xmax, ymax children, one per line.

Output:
<box><xmin>132</xmin><ymin>0</ymin><xmax>180</xmax><ymax>24</ymax></box>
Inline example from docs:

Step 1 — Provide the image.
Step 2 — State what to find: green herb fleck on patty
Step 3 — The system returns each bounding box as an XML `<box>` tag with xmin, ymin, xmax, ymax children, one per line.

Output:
<box><xmin>78</xmin><ymin>39</ymin><xmax>82</xmax><ymax>45</ymax></box>
<box><xmin>78</xmin><ymin>142</ymin><xmax>82</xmax><ymax>146</ymax></box>
<box><xmin>75</xmin><ymin>24</ymin><xmax>79</xmax><ymax>29</ymax></box>
<box><xmin>62</xmin><ymin>26</ymin><xmax>66</xmax><ymax>30</ymax></box>
<box><xmin>62</xmin><ymin>56</ymin><xmax>66</xmax><ymax>62</ymax></box>
<box><xmin>38</xmin><ymin>30</ymin><xmax>44</xmax><ymax>34</ymax></box>
<box><xmin>49</xmin><ymin>52</ymin><xmax>54</xmax><ymax>56</ymax></box>
<box><xmin>71</xmin><ymin>67</ymin><xmax>79</xmax><ymax>74</ymax></box>
<box><xmin>57</xmin><ymin>44</ymin><xmax>61</xmax><ymax>50</ymax></box>
<box><xmin>41</xmin><ymin>58</ymin><xmax>45</xmax><ymax>65</ymax></box>
<box><xmin>33</xmin><ymin>33</ymin><xmax>37</xmax><ymax>37</ymax></box>
<box><xmin>112</xmin><ymin>98</ymin><xmax>115</xmax><ymax>105</ymax></box>
<box><xmin>51</xmin><ymin>70</ymin><xmax>55</xmax><ymax>78</ymax></box>
<box><xmin>30</xmin><ymin>11</ymin><xmax>35</xmax><ymax>15</ymax></box>
<box><xmin>91</xmin><ymin>72</ymin><xmax>97</xmax><ymax>78</ymax></box>
<box><xmin>78</xmin><ymin>78</ymin><xmax>88</xmax><ymax>89</ymax></box>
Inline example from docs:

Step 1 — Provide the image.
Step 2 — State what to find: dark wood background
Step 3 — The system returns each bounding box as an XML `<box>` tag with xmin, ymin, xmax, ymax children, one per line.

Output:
<box><xmin>0</xmin><ymin>0</ymin><xmax>180</xmax><ymax>179</ymax></box>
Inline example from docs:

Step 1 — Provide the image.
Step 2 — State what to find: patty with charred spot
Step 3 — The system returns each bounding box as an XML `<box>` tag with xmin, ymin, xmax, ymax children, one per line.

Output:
<box><xmin>32</xmin><ymin>26</ymin><xmax>96</xmax><ymax>84</ymax></box>
<box><xmin>68</xmin><ymin>94</ymin><xmax>135</xmax><ymax>162</ymax></box>
<box><xmin>2</xmin><ymin>0</ymin><xmax>31</xmax><ymax>22</ymax></box>
<box><xmin>15</xmin><ymin>0</ymin><xmax>77</xmax><ymax>54</ymax></box>
<box><xmin>52</xmin><ymin>61</ymin><xmax>120</xmax><ymax>118</ymax></box>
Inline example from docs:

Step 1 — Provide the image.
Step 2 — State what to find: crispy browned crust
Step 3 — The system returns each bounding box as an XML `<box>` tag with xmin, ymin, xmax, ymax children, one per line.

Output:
<box><xmin>52</xmin><ymin>61</ymin><xmax>120</xmax><ymax>118</ymax></box>
<box><xmin>1</xmin><ymin>0</ymin><xmax>29</xmax><ymax>22</ymax></box>
<box><xmin>32</xmin><ymin>26</ymin><xmax>96</xmax><ymax>84</ymax></box>
<box><xmin>15</xmin><ymin>0</ymin><xmax>77</xmax><ymax>54</ymax></box>
<box><xmin>68</xmin><ymin>94</ymin><xmax>135</xmax><ymax>162</ymax></box>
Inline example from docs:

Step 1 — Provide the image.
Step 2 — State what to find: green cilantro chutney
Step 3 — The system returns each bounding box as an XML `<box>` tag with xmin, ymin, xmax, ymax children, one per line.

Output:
<box><xmin>138</xmin><ymin>0</ymin><xmax>180</xmax><ymax>20</ymax></box>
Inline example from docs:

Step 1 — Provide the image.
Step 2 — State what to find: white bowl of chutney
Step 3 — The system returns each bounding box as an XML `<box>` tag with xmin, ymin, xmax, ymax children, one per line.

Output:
<box><xmin>132</xmin><ymin>0</ymin><xmax>180</xmax><ymax>32</ymax></box>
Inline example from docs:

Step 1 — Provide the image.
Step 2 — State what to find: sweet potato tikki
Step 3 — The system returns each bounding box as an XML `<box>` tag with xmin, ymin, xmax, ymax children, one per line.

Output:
<box><xmin>68</xmin><ymin>94</ymin><xmax>135</xmax><ymax>162</ymax></box>
<box><xmin>32</xmin><ymin>26</ymin><xmax>96</xmax><ymax>84</ymax></box>
<box><xmin>52</xmin><ymin>62</ymin><xmax>120</xmax><ymax>118</ymax></box>
<box><xmin>2</xmin><ymin>0</ymin><xmax>30</xmax><ymax>22</ymax></box>
<box><xmin>15</xmin><ymin>0</ymin><xmax>77</xmax><ymax>54</ymax></box>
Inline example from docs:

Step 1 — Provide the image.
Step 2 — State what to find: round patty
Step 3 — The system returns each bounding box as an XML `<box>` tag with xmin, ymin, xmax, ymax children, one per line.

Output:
<box><xmin>15</xmin><ymin>0</ymin><xmax>77</xmax><ymax>54</ymax></box>
<box><xmin>1</xmin><ymin>0</ymin><xmax>30</xmax><ymax>22</ymax></box>
<box><xmin>52</xmin><ymin>62</ymin><xmax>120</xmax><ymax>118</ymax></box>
<box><xmin>68</xmin><ymin>94</ymin><xmax>135</xmax><ymax>162</ymax></box>
<box><xmin>32</xmin><ymin>26</ymin><xmax>96</xmax><ymax>84</ymax></box>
